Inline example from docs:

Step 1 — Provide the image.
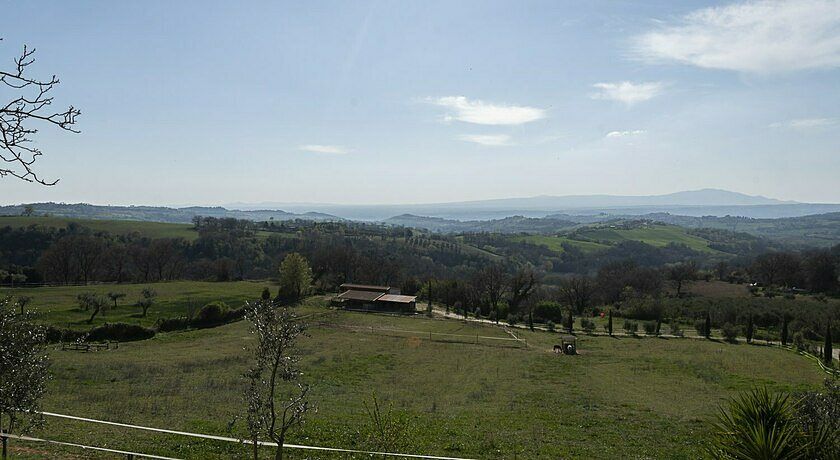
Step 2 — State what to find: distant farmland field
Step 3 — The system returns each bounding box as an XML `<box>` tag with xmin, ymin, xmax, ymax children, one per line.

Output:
<box><xmin>511</xmin><ymin>234</ymin><xmax>610</xmax><ymax>253</ymax></box>
<box><xmin>0</xmin><ymin>216</ymin><xmax>199</xmax><ymax>240</ymax></box>
<box><xmin>569</xmin><ymin>224</ymin><xmax>722</xmax><ymax>253</ymax></box>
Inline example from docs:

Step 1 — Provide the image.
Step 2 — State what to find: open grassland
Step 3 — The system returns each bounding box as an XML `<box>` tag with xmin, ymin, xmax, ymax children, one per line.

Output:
<box><xmin>3</xmin><ymin>280</ymin><xmax>275</xmax><ymax>329</ymax></box>
<box><xmin>10</xmin><ymin>298</ymin><xmax>827</xmax><ymax>459</ymax></box>
<box><xmin>0</xmin><ymin>216</ymin><xmax>199</xmax><ymax>240</ymax></box>
<box><xmin>511</xmin><ymin>234</ymin><xmax>610</xmax><ymax>254</ymax></box>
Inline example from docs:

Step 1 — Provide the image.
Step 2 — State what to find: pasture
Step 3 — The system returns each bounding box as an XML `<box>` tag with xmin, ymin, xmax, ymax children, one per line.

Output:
<box><xmin>3</xmin><ymin>280</ymin><xmax>274</xmax><ymax>329</ymax></box>
<box><xmin>8</xmin><ymin>297</ymin><xmax>828</xmax><ymax>459</ymax></box>
<box><xmin>571</xmin><ymin>224</ymin><xmax>720</xmax><ymax>253</ymax></box>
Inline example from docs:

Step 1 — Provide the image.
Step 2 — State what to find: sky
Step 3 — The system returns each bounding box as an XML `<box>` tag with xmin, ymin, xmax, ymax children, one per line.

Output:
<box><xmin>1</xmin><ymin>0</ymin><xmax>839</xmax><ymax>206</ymax></box>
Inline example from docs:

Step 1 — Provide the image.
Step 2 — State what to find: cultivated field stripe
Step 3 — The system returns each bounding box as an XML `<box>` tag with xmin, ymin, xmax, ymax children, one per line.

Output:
<box><xmin>39</xmin><ymin>411</ymin><xmax>477</xmax><ymax>460</ymax></box>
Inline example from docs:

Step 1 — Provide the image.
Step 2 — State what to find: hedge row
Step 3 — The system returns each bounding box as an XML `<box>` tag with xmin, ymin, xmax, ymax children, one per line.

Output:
<box><xmin>46</xmin><ymin>301</ymin><xmax>247</xmax><ymax>343</ymax></box>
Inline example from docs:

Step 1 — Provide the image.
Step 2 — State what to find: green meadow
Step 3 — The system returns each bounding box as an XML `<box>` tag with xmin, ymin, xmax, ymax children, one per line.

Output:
<box><xmin>6</xmin><ymin>294</ymin><xmax>827</xmax><ymax>459</ymax></box>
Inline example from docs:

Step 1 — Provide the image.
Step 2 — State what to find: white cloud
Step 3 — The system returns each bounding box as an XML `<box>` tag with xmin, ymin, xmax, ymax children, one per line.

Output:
<box><xmin>458</xmin><ymin>134</ymin><xmax>512</xmax><ymax>146</ymax></box>
<box><xmin>633</xmin><ymin>0</ymin><xmax>840</xmax><ymax>73</ymax></box>
<box><xmin>428</xmin><ymin>96</ymin><xmax>546</xmax><ymax>125</ymax></box>
<box><xmin>299</xmin><ymin>144</ymin><xmax>350</xmax><ymax>154</ymax></box>
<box><xmin>591</xmin><ymin>82</ymin><xmax>664</xmax><ymax>105</ymax></box>
<box><xmin>605</xmin><ymin>130</ymin><xmax>646</xmax><ymax>138</ymax></box>
<box><xmin>770</xmin><ymin>118</ymin><xmax>839</xmax><ymax>129</ymax></box>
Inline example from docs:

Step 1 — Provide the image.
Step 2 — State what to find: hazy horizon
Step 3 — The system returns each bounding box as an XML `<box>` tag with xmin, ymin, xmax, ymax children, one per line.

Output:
<box><xmin>3</xmin><ymin>0</ymin><xmax>840</xmax><ymax>205</ymax></box>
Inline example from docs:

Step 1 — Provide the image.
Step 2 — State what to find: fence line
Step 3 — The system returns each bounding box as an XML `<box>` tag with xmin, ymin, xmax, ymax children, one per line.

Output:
<box><xmin>36</xmin><ymin>411</ymin><xmax>477</xmax><ymax>460</ymax></box>
<box><xmin>2</xmin><ymin>432</ymin><xmax>180</xmax><ymax>460</ymax></box>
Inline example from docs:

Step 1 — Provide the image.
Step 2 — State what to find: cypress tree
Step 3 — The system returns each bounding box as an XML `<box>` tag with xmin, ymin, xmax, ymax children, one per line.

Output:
<box><xmin>704</xmin><ymin>311</ymin><xmax>711</xmax><ymax>339</ymax></box>
<box><xmin>608</xmin><ymin>310</ymin><xmax>613</xmax><ymax>336</ymax></box>
<box><xmin>824</xmin><ymin>323</ymin><xmax>833</xmax><ymax>366</ymax></box>
<box><xmin>566</xmin><ymin>309</ymin><xmax>574</xmax><ymax>333</ymax></box>
<box><xmin>746</xmin><ymin>314</ymin><xmax>754</xmax><ymax>344</ymax></box>
<box><xmin>781</xmin><ymin>316</ymin><xmax>789</xmax><ymax>346</ymax></box>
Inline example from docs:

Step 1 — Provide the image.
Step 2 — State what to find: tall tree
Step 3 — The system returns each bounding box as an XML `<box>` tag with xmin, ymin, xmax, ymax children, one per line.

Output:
<box><xmin>475</xmin><ymin>264</ymin><xmax>507</xmax><ymax>324</ymax></box>
<box><xmin>746</xmin><ymin>314</ymin><xmax>754</xmax><ymax>344</ymax></box>
<box><xmin>705</xmin><ymin>311</ymin><xmax>712</xmax><ymax>339</ymax></box>
<box><xmin>1</xmin><ymin>39</ymin><xmax>80</xmax><ymax>184</ymax></box>
<box><xmin>244</xmin><ymin>300</ymin><xmax>312</xmax><ymax>460</ymax></box>
<box><xmin>278</xmin><ymin>253</ymin><xmax>313</xmax><ymax>302</ymax></box>
<box><xmin>558</xmin><ymin>276</ymin><xmax>593</xmax><ymax>314</ymax></box>
<box><xmin>781</xmin><ymin>315</ymin><xmax>789</xmax><ymax>346</ymax></box>
<box><xmin>824</xmin><ymin>324</ymin><xmax>833</xmax><ymax>366</ymax></box>
<box><xmin>508</xmin><ymin>268</ymin><xmax>537</xmax><ymax>313</ymax></box>
<box><xmin>0</xmin><ymin>298</ymin><xmax>50</xmax><ymax>459</ymax></box>
<box><xmin>608</xmin><ymin>310</ymin><xmax>613</xmax><ymax>337</ymax></box>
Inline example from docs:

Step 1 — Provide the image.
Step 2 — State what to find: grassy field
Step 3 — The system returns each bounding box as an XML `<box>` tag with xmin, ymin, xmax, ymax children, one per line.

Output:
<box><xmin>571</xmin><ymin>224</ymin><xmax>721</xmax><ymax>254</ymax></box>
<box><xmin>0</xmin><ymin>216</ymin><xmax>199</xmax><ymax>240</ymax></box>
<box><xmin>511</xmin><ymin>234</ymin><xmax>610</xmax><ymax>254</ymax></box>
<box><xmin>8</xmin><ymin>297</ymin><xmax>828</xmax><ymax>459</ymax></box>
<box><xmin>2</xmin><ymin>281</ymin><xmax>275</xmax><ymax>329</ymax></box>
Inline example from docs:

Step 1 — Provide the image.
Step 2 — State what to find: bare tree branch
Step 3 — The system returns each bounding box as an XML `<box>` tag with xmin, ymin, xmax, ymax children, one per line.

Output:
<box><xmin>1</xmin><ymin>38</ymin><xmax>80</xmax><ymax>185</ymax></box>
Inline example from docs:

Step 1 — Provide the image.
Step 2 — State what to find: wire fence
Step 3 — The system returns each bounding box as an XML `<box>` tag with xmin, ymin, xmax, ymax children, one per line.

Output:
<box><xmin>2</xmin><ymin>411</ymin><xmax>477</xmax><ymax>460</ymax></box>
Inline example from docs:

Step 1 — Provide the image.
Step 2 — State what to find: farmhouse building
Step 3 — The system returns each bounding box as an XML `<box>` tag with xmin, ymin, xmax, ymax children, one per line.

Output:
<box><xmin>334</xmin><ymin>283</ymin><xmax>417</xmax><ymax>313</ymax></box>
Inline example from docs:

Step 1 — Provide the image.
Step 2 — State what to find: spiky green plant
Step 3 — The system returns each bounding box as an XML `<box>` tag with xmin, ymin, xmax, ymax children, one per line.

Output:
<box><xmin>708</xmin><ymin>387</ymin><xmax>806</xmax><ymax>460</ymax></box>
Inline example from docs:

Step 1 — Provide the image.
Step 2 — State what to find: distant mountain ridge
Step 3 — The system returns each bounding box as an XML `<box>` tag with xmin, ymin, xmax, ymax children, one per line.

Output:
<box><xmin>227</xmin><ymin>189</ymin><xmax>828</xmax><ymax>221</ymax></box>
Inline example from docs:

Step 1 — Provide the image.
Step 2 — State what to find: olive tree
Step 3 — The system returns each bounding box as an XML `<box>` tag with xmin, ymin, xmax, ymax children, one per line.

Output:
<box><xmin>137</xmin><ymin>288</ymin><xmax>157</xmax><ymax>317</ymax></box>
<box><xmin>244</xmin><ymin>300</ymin><xmax>312</xmax><ymax>460</ymax></box>
<box><xmin>1</xmin><ymin>298</ymin><xmax>50</xmax><ymax>459</ymax></box>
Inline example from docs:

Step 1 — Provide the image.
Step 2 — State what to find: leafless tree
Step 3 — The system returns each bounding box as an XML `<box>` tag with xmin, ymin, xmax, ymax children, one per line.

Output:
<box><xmin>558</xmin><ymin>276</ymin><xmax>594</xmax><ymax>314</ymax></box>
<box><xmin>475</xmin><ymin>264</ymin><xmax>507</xmax><ymax>323</ymax></box>
<box><xmin>244</xmin><ymin>300</ymin><xmax>312</xmax><ymax>460</ymax></box>
<box><xmin>1</xmin><ymin>39</ymin><xmax>80</xmax><ymax>185</ymax></box>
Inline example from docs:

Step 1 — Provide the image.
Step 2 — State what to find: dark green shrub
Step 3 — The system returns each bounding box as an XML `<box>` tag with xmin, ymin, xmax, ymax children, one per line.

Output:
<box><xmin>669</xmin><ymin>320</ymin><xmax>684</xmax><ymax>337</ymax></box>
<box><xmin>157</xmin><ymin>316</ymin><xmax>191</xmax><ymax>332</ymax></box>
<box><xmin>534</xmin><ymin>301</ymin><xmax>564</xmax><ymax>323</ymax></box>
<box><xmin>721</xmin><ymin>323</ymin><xmax>740</xmax><ymax>343</ymax></box>
<box><xmin>546</xmin><ymin>321</ymin><xmax>555</xmax><ymax>332</ymax></box>
<box><xmin>643</xmin><ymin>321</ymin><xmax>657</xmax><ymax>335</ymax></box>
<box><xmin>695</xmin><ymin>319</ymin><xmax>707</xmax><ymax>337</ymax></box>
<box><xmin>623</xmin><ymin>320</ymin><xmax>638</xmax><ymax>335</ymax></box>
<box><xmin>87</xmin><ymin>323</ymin><xmax>155</xmax><ymax>342</ymax></box>
<box><xmin>506</xmin><ymin>314</ymin><xmax>517</xmax><ymax>326</ymax></box>
<box><xmin>194</xmin><ymin>301</ymin><xmax>230</xmax><ymax>326</ymax></box>
<box><xmin>579</xmin><ymin>318</ymin><xmax>595</xmax><ymax>334</ymax></box>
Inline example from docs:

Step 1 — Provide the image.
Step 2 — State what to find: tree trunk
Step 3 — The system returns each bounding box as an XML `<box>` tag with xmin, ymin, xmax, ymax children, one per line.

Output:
<box><xmin>87</xmin><ymin>306</ymin><xmax>100</xmax><ymax>323</ymax></box>
<box><xmin>2</xmin><ymin>434</ymin><xmax>7</xmax><ymax>460</ymax></box>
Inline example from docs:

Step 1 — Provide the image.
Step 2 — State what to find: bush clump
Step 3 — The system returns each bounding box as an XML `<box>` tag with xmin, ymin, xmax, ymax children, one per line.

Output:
<box><xmin>669</xmin><ymin>320</ymin><xmax>684</xmax><ymax>337</ymax></box>
<box><xmin>643</xmin><ymin>321</ymin><xmax>658</xmax><ymax>335</ymax></box>
<box><xmin>194</xmin><ymin>301</ymin><xmax>231</xmax><ymax>326</ymax></box>
<box><xmin>579</xmin><ymin>318</ymin><xmax>596</xmax><ymax>334</ymax></box>
<box><xmin>157</xmin><ymin>316</ymin><xmax>191</xmax><ymax>332</ymax></box>
<box><xmin>623</xmin><ymin>320</ymin><xmax>638</xmax><ymax>335</ymax></box>
<box><xmin>721</xmin><ymin>323</ymin><xmax>740</xmax><ymax>343</ymax></box>
<box><xmin>87</xmin><ymin>323</ymin><xmax>155</xmax><ymax>342</ymax></box>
